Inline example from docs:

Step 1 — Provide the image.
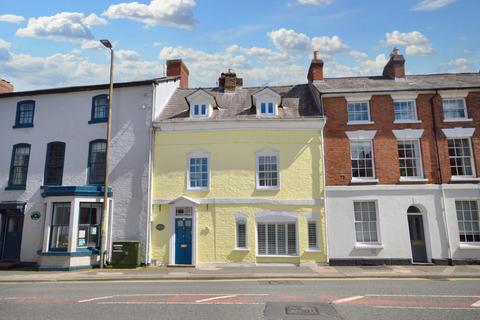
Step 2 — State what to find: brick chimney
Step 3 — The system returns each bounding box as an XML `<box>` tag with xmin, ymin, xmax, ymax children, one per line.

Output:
<box><xmin>166</xmin><ymin>59</ymin><xmax>189</xmax><ymax>88</ymax></box>
<box><xmin>307</xmin><ymin>51</ymin><xmax>324</xmax><ymax>83</ymax></box>
<box><xmin>0</xmin><ymin>79</ymin><xmax>13</xmax><ymax>93</ymax></box>
<box><xmin>218</xmin><ymin>69</ymin><xmax>243</xmax><ymax>92</ymax></box>
<box><xmin>383</xmin><ymin>48</ymin><xmax>405</xmax><ymax>79</ymax></box>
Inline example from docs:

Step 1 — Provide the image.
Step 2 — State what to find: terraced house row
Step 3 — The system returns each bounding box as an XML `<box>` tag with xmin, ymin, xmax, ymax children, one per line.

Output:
<box><xmin>0</xmin><ymin>49</ymin><xmax>479</xmax><ymax>270</ymax></box>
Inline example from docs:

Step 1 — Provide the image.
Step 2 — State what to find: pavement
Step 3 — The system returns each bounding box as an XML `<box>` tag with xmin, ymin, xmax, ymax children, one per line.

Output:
<box><xmin>1</xmin><ymin>264</ymin><xmax>480</xmax><ymax>282</ymax></box>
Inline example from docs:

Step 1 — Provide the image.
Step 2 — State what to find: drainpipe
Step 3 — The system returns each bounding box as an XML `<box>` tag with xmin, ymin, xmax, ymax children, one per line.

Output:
<box><xmin>320</xmin><ymin>120</ymin><xmax>329</xmax><ymax>264</ymax></box>
<box><xmin>430</xmin><ymin>90</ymin><xmax>452</xmax><ymax>265</ymax></box>
<box><xmin>145</xmin><ymin>82</ymin><xmax>156</xmax><ymax>265</ymax></box>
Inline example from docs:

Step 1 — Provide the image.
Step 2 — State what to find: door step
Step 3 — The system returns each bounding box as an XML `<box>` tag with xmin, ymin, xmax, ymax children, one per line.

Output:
<box><xmin>167</xmin><ymin>264</ymin><xmax>195</xmax><ymax>268</ymax></box>
<box><xmin>0</xmin><ymin>260</ymin><xmax>21</xmax><ymax>270</ymax></box>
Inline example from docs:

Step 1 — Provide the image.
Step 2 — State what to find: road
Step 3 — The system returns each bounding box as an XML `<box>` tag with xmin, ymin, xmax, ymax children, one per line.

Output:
<box><xmin>1</xmin><ymin>278</ymin><xmax>480</xmax><ymax>319</ymax></box>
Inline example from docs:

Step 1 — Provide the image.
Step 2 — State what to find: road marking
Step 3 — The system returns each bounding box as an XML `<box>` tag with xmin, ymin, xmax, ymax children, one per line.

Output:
<box><xmin>471</xmin><ymin>299</ymin><xmax>480</xmax><ymax>307</ymax></box>
<box><xmin>374</xmin><ymin>306</ymin><xmax>480</xmax><ymax>311</ymax></box>
<box><xmin>78</xmin><ymin>296</ymin><xmax>113</xmax><ymax>303</ymax></box>
<box><xmin>366</xmin><ymin>294</ymin><xmax>480</xmax><ymax>298</ymax></box>
<box><xmin>332</xmin><ymin>296</ymin><xmax>364</xmax><ymax>304</ymax></box>
<box><xmin>97</xmin><ymin>301</ymin><xmax>264</xmax><ymax>305</ymax></box>
<box><xmin>196</xmin><ymin>295</ymin><xmax>237</xmax><ymax>303</ymax></box>
<box><xmin>114</xmin><ymin>293</ymin><xmax>268</xmax><ymax>297</ymax></box>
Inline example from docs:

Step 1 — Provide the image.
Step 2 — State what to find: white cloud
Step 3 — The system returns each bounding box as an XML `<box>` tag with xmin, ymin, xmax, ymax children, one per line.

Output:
<box><xmin>440</xmin><ymin>58</ymin><xmax>472</xmax><ymax>73</ymax></box>
<box><xmin>384</xmin><ymin>30</ymin><xmax>434</xmax><ymax>55</ymax></box>
<box><xmin>311</xmin><ymin>35</ymin><xmax>348</xmax><ymax>55</ymax></box>
<box><xmin>349</xmin><ymin>50</ymin><xmax>368</xmax><ymax>59</ymax></box>
<box><xmin>411</xmin><ymin>0</ymin><xmax>455</xmax><ymax>11</ymax></box>
<box><xmin>16</xmin><ymin>12</ymin><xmax>107</xmax><ymax>42</ymax></box>
<box><xmin>0</xmin><ymin>14</ymin><xmax>25</xmax><ymax>24</ymax></box>
<box><xmin>298</xmin><ymin>0</ymin><xmax>334</xmax><ymax>5</ymax></box>
<box><xmin>116</xmin><ymin>49</ymin><xmax>140</xmax><ymax>61</ymax></box>
<box><xmin>268</xmin><ymin>28</ymin><xmax>311</xmax><ymax>52</ymax></box>
<box><xmin>103</xmin><ymin>0</ymin><xmax>196</xmax><ymax>28</ymax></box>
<box><xmin>0</xmin><ymin>38</ymin><xmax>12</xmax><ymax>61</ymax></box>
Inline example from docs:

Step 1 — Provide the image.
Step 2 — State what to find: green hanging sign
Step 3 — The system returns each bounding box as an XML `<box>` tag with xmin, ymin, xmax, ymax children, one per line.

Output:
<box><xmin>30</xmin><ymin>211</ymin><xmax>41</xmax><ymax>221</ymax></box>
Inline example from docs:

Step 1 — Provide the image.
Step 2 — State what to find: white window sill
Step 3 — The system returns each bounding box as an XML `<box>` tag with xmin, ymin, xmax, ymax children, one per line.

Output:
<box><xmin>354</xmin><ymin>243</ymin><xmax>384</xmax><ymax>250</ymax></box>
<box><xmin>305</xmin><ymin>248</ymin><xmax>322</xmax><ymax>252</ymax></box>
<box><xmin>450</xmin><ymin>176</ymin><xmax>480</xmax><ymax>182</ymax></box>
<box><xmin>399</xmin><ymin>177</ymin><xmax>428</xmax><ymax>182</ymax></box>
<box><xmin>443</xmin><ymin>118</ymin><xmax>473</xmax><ymax>122</ymax></box>
<box><xmin>234</xmin><ymin>248</ymin><xmax>249</xmax><ymax>252</ymax></box>
<box><xmin>347</xmin><ymin>121</ymin><xmax>374</xmax><ymax>125</ymax></box>
<box><xmin>351</xmin><ymin>178</ymin><xmax>379</xmax><ymax>184</ymax></box>
<box><xmin>459</xmin><ymin>244</ymin><xmax>480</xmax><ymax>250</ymax></box>
<box><xmin>394</xmin><ymin>120</ymin><xmax>422</xmax><ymax>124</ymax></box>
<box><xmin>187</xmin><ymin>187</ymin><xmax>210</xmax><ymax>191</ymax></box>
<box><xmin>256</xmin><ymin>255</ymin><xmax>299</xmax><ymax>258</ymax></box>
<box><xmin>256</xmin><ymin>187</ymin><xmax>280</xmax><ymax>191</ymax></box>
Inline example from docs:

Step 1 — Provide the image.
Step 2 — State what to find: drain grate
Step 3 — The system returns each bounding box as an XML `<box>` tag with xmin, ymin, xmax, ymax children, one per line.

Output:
<box><xmin>259</xmin><ymin>280</ymin><xmax>303</xmax><ymax>285</ymax></box>
<box><xmin>264</xmin><ymin>302</ymin><xmax>343</xmax><ymax>320</ymax></box>
<box><xmin>286</xmin><ymin>305</ymin><xmax>319</xmax><ymax>315</ymax></box>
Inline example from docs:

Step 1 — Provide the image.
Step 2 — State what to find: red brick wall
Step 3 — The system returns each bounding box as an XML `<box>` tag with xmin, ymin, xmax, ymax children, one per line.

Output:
<box><xmin>323</xmin><ymin>91</ymin><xmax>480</xmax><ymax>186</ymax></box>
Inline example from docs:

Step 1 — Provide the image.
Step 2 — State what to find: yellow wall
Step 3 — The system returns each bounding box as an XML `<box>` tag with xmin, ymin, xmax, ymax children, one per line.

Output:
<box><xmin>151</xmin><ymin>129</ymin><xmax>326</xmax><ymax>264</ymax></box>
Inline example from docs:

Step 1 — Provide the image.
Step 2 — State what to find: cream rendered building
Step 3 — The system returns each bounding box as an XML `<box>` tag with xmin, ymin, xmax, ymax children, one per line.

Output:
<box><xmin>150</xmin><ymin>70</ymin><xmax>326</xmax><ymax>266</ymax></box>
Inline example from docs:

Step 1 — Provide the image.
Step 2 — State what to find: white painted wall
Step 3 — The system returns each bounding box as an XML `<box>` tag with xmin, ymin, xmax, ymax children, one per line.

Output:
<box><xmin>0</xmin><ymin>80</ymin><xmax>178</xmax><ymax>263</ymax></box>
<box><xmin>326</xmin><ymin>184</ymin><xmax>479</xmax><ymax>263</ymax></box>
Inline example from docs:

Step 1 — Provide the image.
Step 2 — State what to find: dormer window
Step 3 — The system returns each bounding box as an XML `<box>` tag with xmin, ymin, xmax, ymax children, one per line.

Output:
<box><xmin>193</xmin><ymin>104</ymin><xmax>207</xmax><ymax>117</ymax></box>
<box><xmin>260</xmin><ymin>102</ymin><xmax>275</xmax><ymax>116</ymax></box>
<box><xmin>186</xmin><ymin>89</ymin><xmax>216</xmax><ymax>119</ymax></box>
<box><xmin>253</xmin><ymin>87</ymin><xmax>281</xmax><ymax>118</ymax></box>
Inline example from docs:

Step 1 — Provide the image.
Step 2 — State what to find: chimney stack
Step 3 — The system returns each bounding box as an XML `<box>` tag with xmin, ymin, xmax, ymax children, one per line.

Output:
<box><xmin>383</xmin><ymin>48</ymin><xmax>405</xmax><ymax>79</ymax></box>
<box><xmin>0</xmin><ymin>79</ymin><xmax>13</xmax><ymax>93</ymax></box>
<box><xmin>166</xmin><ymin>59</ymin><xmax>189</xmax><ymax>88</ymax></box>
<box><xmin>307</xmin><ymin>51</ymin><xmax>324</xmax><ymax>83</ymax></box>
<box><xmin>218</xmin><ymin>69</ymin><xmax>243</xmax><ymax>92</ymax></box>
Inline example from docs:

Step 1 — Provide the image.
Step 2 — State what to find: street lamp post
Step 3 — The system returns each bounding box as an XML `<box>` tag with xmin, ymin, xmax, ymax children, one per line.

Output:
<box><xmin>99</xmin><ymin>39</ymin><xmax>114</xmax><ymax>269</ymax></box>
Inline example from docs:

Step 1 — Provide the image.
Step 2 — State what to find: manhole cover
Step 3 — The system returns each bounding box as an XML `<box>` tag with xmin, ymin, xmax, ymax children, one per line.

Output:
<box><xmin>286</xmin><ymin>305</ymin><xmax>319</xmax><ymax>315</ymax></box>
<box><xmin>264</xmin><ymin>302</ymin><xmax>343</xmax><ymax>320</ymax></box>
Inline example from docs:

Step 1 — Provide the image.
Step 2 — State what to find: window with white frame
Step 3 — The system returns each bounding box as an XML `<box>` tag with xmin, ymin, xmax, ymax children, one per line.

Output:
<box><xmin>448</xmin><ymin>138</ymin><xmax>474</xmax><ymax>177</ymax></box>
<box><xmin>347</xmin><ymin>102</ymin><xmax>370</xmax><ymax>122</ymax></box>
<box><xmin>236</xmin><ymin>220</ymin><xmax>247</xmax><ymax>249</ymax></box>
<box><xmin>307</xmin><ymin>222</ymin><xmax>318</xmax><ymax>249</ymax></box>
<box><xmin>188</xmin><ymin>156</ymin><xmax>209</xmax><ymax>189</ymax></box>
<box><xmin>257</xmin><ymin>223</ymin><xmax>296</xmax><ymax>255</ymax></box>
<box><xmin>456</xmin><ymin>200</ymin><xmax>480</xmax><ymax>243</ymax></box>
<box><xmin>256</xmin><ymin>154</ymin><xmax>279</xmax><ymax>188</ymax></box>
<box><xmin>192</xmin><ymin>104</ymin><xmax>208</xmax><ymax>117</ymax></box>
<box><xmin>350</xmin><ymin>140</ymin><xmax>375</xmax><ymax>179</ymax></box>
<box><xmin>259</xmin><ymin>102</ymin><xmax>275</xmax><ymax>116</ymax></box>
<box><xmin>443</xmin><ymin>99</ymin><xmax>467</xmax><ymax>120</ymax></box>
<box><xmin>394</xmin><ymin>101</ymin><xmax>417</xmax><ymax>121</ymax></box>
<box><xmin>354</xmin><ymin>201</ymin><xmax>378</xmax><ymax>243</ymax></box>
<box><xmin>398</xmin><ymin>139</ymin><xmax>423</xmax><ymax>178</ymax></box>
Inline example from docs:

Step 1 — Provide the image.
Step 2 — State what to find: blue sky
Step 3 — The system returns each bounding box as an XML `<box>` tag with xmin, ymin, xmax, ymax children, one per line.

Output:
<box><xmin>0</xmin><ymin>0</ymin><xmax>479</xmax><ymax>90</ymax></box>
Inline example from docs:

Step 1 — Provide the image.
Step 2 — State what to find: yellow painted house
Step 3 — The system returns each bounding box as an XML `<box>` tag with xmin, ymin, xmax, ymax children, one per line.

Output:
<box><xmin>150</xmin><ymin>69</ymin><xmax>326</xmax><ymax>266</ymax></box>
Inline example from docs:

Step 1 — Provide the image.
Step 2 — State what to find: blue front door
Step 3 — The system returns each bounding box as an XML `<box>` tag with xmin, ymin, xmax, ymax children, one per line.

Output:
<box><xmin>175</xmin><ymin>218</ymin><xmax>192</xmax><ymax>265</ymax></box>
<box><xmin>1</xmin><ymin>214</ymin><xmax>24</xmax><ymax>260</ymax></box>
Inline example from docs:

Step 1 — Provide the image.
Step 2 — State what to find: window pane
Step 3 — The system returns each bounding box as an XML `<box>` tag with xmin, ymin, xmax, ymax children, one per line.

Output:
<box><xmin>189</xmin><ymin>157</ymin><xmax>208</xmax><ymax>188</ymax></box>
<box><xmin>257</xmin><ymin>155</ymin><xmax>279</xmax><ymax>187</ymax></box>
<box><xmin>17</xmin><ymin>102</ymin><xmax>35</xmax><ymax>125</ymax></box>
<box><xmin>443</xmin><ymin>99</ymin><xmax>466</xmax><ymax>119</ymax></box>
<box><xmin>45</xmin><ymin>143</ymin><xmax>65</xmax><ymax>185</ymax></box>
<box><xmin>256</xmin><ymin>223</ymin><xmax>297</xmax><ymax>256</ymax></box>
<box><xmin>93</xmin><ymin>95</ymin><xmax>108</xmax><ymax>120</ymax></box>
<box><xmin>257</xmin><ymin>224</ymin><xmax>266</xmax><ymax>254</ymax></box>
<box><xmin>448</xmin><ymin>139</ymin><xmax>473</xmax><ymax>176</ymax></box>
<box><xmin>350</xmin><ymin>141</ymin><xmax>374</xmax><ymax>178</ymax></box>
<box><xmin>308</xmin><ymin>222</ymin><xmax>318</xmax><ymax>249</ymax></box>
<box><xmin>347</xmin><ymin>102</ymin><xmax>369</xmax><ymax>122</ymax></box>
<box><xmin>237</xmin><ymin>222</ymin><xmax>246</xmax><ymax>248</ymax></box>
<box><xmin>456</xmin><ymin>200</ymin><xmax>480</xmax><ymax>243</ymax></box>
<box><xmin>10</xmin><ymin>145</ymin><xmax>31</xmax><ymax>186</ymax></box>
<box><xmin>88</xmin><ymin>141</ymin><xmax>106</xmax><ymax>184</ymax></box>
<box><xmin>353</xmin><ymin>201</ymin><xmax>378</xmax><ymax>243</ymax></box>
<box><xmin>50</xmin><ymin>203</ymin><xmax>71</xmax><ymax>250</ymax></box>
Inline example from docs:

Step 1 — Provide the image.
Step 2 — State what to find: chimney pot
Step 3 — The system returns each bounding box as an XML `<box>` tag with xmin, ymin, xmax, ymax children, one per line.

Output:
<box><xmin>166</xmin><ymin>59</ymin><xmax>189</xmax><ymax>88</ymax></box>
<box><xmin>308</xmin><ymin>51</ymin><xmax>324</xmax><ymax>83</ymax></box>
<box><xmin>0</xmin><ymin>79</ymin><xmax>14</xmax><ymax>94</ymax></box>
<box><xmin>383</xmin><ymin>48</ymin><xmax>405</xmax><ymax>79</ymax></box>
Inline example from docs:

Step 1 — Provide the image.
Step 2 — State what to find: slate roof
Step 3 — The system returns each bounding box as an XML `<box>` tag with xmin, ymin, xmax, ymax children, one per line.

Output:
<box><xmin>158</xmin><ymin>84</ymin><xmax>323</xmax><ymax>121</ymax></box>
<box><xmin>315</xmin><ymin>73</ymin><xmax>480</xmax><ymax>94</ymax></box>
<box><xmin>158</xmin><ymin>72</ymin><xmax>480</xmax><ymax>121</ymax></box>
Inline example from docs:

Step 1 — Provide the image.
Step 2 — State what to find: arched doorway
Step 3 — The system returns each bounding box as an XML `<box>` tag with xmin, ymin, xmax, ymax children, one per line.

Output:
<box><xmin>407</xmin><ymin>206</ymin><xmax>428</xmax><ymax>263</ymax></box>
